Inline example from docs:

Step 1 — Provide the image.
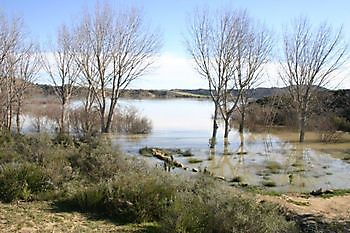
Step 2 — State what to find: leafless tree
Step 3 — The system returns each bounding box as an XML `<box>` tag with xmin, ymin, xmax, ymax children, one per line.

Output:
<box><xmin>236</xmin><ymin>25</ymin><xmax>272</xmax><ymax>134</ymax></box>
<box><xmin>43</xmin><ymin>24</ymin><xmax>80</xmax><ymax>134</ymax></box>
<box><xmin>75</xmin><ymin>3</ymin><xmax>160</xmax><ymax>133</ymax></box>
<box><xmin>0</xmin><ymin>13</ymin><xmax>23</xmax><ymax>130</ymax></box>
<box><xmin>218</xmin><ymin>12</ymin><xmax>272</xmax><ymax>141</ymax></box>
<box><xmin>187</xmin><ymin>9</ymin><xmax>271</xmax><ymax>146</ymax></box>
<box><xmin>0</xmin><ymin>13</ymin><xmax>40</xmax><ymax>133</ymax></box>
<box><xmin>13</xmin><ymin>42</ymin><xmax>41</xmax><ymax>133</ymax></box>
<box><xmin>280</xmin><ymin>17</ymin><xmax>347</xmax><ymax>142</ymax></box>
<box><xmin>187</xmin><ymin>9</ymin><xmax>236</xmax><ymax>147</ymax></box>
<box><xmin>71</xmin><ymin>19</ymin><xmax>97</xmax><ymax>136</ymax></box>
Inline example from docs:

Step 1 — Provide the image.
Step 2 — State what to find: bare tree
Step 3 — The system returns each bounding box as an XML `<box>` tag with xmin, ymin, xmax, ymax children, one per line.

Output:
<box><xmin>236</xmin><ymin>24</ymin><xmax>272</xmax><ymax>134</ymax></box>
<box><xmin>72</xmin><ymin>19</ymin><xmax>97</xmax><ymax>136</ymax></box>
<box><xmin>75</xmin><ymin>4</ymin><xmax>160</xmax><ymax>133</ymax></box>
<box><xmin>0</xmin><ymin>13</ymin><xmax>39</xmax><ymax>132</ymax></box>
<box><xmin>280</xmin><ymin>17</ymin><xmax>347</xmax><ymax>142</ymax></box>
<box><xmin>43</xmin><ymin>24</ymin><xmax>80</xmax><ymax>134</ymax></box>
<box><xmin>218</xmin><ymin>12</ymin><xmax>272</xmax><ymax>141</ymax></box>
<box><xmin>187</xmin><ymin>9</ymin><xmax>271</xmax><ymax>146</ymax></box>
<box><xmin>187</xmin><ymin>9</ymin><xmax>236</xmax><ymax>147</ymax></box>
<box><xmin>13</xmin><ymin>42</ymin><xmax>41</xmax><ymax>133</ymax></box>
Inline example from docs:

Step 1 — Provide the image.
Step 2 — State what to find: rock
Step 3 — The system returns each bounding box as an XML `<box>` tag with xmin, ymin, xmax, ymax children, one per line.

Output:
<box><xmin>310</xmin><ymin>188</ymin><xmax>323</xmax><ymax>196</ymax></box>
<box><xmin>192</xmin><ymin>168</ymin><xmax>199</xmax><ymax>172</ymax></box>
<box><xmin>310</xmin><ymin>188</ymin><xmax>334</xmax><ymax>196</ymax></box>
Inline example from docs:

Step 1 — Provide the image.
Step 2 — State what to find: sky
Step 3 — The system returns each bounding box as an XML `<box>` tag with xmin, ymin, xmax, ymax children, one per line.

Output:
<box><xmin>1</xmin><ymin>0</ymin><xmax>350</xmax><ymax>89</ymax></box>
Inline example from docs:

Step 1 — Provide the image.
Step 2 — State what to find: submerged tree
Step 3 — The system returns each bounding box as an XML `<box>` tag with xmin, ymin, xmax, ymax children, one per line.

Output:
<box><xmin>280</xmin><ymin>17</ymin><xmax>347</xmax><ymax>142</ymax></box>
<box><xmin>218</xmin><ymin>12</ymin><xmax>271</xmax><ymax>140</ymax></box>
<box><xmin>236</xmin><ymin>23</ymin><xmax>272</xmax><ymax>134</ymax></box>
<box><xmin>187</xmin><ymin>9</ymin><xmax>236</xmax><ymax>147</ymax></box>
<box><xmin>187</xmin><ymin>9</ymin><xmax>271</xmax><ymax>146</ymax></box>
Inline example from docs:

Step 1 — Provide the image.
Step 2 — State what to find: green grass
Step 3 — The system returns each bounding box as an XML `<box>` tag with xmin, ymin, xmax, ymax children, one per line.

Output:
<box><xmin>262</xmin><ymin>180</ymin><xmax>277</xmax><ymax>187</ymax></box>
<box><xmin>312</xmin><ymin>189</ymin><xmax>350</xmax><ymax>198</ymax></box>
<box><xmin>291</xmin><ymin>161</ymin><xmax>303</xmax><ymax>167</ymax></box>
<box><xmin>265</xmin><ymin>161</ymin><xmax>283</xmax><ymax>174</ymax></box>
<box><xmin>139</xmin><ymin>147</ymin><xmax>153</xmax><ymax>157</ymax></box>
<box><xmin>187</xmin><ymin>158</ymin><xmax>203</xmax><ymax>164</ymax></box>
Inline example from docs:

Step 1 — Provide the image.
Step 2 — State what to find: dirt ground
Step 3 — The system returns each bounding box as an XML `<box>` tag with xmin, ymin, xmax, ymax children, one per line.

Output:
<box><xmin>261</xmin><ymin>193</ymin><xmax>350</xmax><ymax>221</ymax></box>
<box><xmin>0</xmin><ymin>201</ymin><xmax>157</xmax><ymax>233</ymax></box>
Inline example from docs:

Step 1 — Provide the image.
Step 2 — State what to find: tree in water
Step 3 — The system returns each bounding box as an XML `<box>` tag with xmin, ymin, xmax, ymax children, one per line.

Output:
<box><xmin>280</xmin><ymin>17</ymin><xmax>347</xmax><ymax>142</ymax></box>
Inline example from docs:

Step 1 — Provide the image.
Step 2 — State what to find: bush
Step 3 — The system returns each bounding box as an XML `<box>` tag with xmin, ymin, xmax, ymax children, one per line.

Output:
<box><xmin>70</xmin><ymin>106</ymin><xmax>153</xmax><ymax>136</ymax></box>
<box><xmin>57</xmin><ymin>168</ymin><xmax>181</xmax><ymax>223</ymax></box>
<box><xmin>333</xmin><ymin>116</ymin><xmax>350</xmax><ymax>132</ymax></box>
<box><xmin>0</xmin><ymin>163</ymin><xmax>53</xmax><ymax>202</ymax></box>
<box><xmin>57</xmin><ymin>171</ymin><xmax>297</xmax><ymax>232</ymax></box>
<box><xmin>69</xmin><ymin>107</ymin><xmax>100</xmax><ymax>137</ymax></box>
<box><xmin>160</xmin><ymin>178</ymin><xmax>297</xmax><ymax>233</ymax></box>
<box><xmin>0</xmin><ymin>133</ymin><xmax>297</xmax><ymax>232</ymax></box>
<box><xmin>113</xmin><ymin>106</ymin><xmax>152</xmax><ymax>134</ymax></box>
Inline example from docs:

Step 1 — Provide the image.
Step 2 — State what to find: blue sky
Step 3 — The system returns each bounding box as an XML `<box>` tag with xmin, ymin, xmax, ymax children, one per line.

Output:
<box><xmin>1</xmin><ymin>0</ymin><xmax>350</xmax><ymax>89</ymax></box>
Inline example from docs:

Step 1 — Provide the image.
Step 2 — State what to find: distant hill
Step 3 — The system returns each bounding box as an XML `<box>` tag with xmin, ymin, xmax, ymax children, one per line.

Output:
<box><xmin>33</xmin><ymin>84</ymin><xmax>348</xmax><ymax>102</ymax></box>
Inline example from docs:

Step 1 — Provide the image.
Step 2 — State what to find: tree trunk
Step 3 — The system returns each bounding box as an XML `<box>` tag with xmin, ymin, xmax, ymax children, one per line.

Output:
<box><xmin>60</xmin><ymin>102</ymin><xmax>66</xmax><ymax>134</ymax></box>
<box><xmin>223</xmin><ymin>117</ymin><xmax>230</xmax><ymax>142</ymax></box>
<box><xmin>239</xmin><ymin>108</ymin><xmax>245</xmax><ymax>133</ymax></box>
<box><xmin>7</xmin><ymin>103</ymin><xmax>12</xmax><ymax>131</ymax></box>
<box><xmin>238</xmin><ymin>132</ymin><xmax>245</xmax><ymax>155</ymax></box>
<box><xmin>210</xmin><ymin>105</ymin><xmax>219</xmax><ymax>148</ymax></box>
<box><xmin>299</xmin><ymin>112</ymin><xmax>306</xmax><ymax>143</ymax></box>
<box><xmin>101</xmin><ymin>113</ymin><xmax>109</xmax><ymax>133</ymax></box>
<box><xmin>15</xmin><ymin>99</ymin><xmax>21</xmax><ymax>134</ymax></box>
<box><xmin>105</xmin><ymin>99</ymin><xmax>117</xmax><ymax>134</ymax></box>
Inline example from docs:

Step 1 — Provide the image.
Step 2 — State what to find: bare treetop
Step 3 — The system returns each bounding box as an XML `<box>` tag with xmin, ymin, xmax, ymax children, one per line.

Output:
<box><xmin>280</xmin><ymin>16</ymin><xmax>348</xmax><ymax>142</ymax></box>
<box><xmin>73</xmin><ymin>3</ymin><xmax>161</xmax><ymax>133</ymax></box>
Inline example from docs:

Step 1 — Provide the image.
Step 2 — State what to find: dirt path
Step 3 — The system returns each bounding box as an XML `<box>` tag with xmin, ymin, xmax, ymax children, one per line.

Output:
<box><xmin>261</xmin><ymin>194</ymin><xmax>350</xmax><ymax>221</ymax></box>
<box><xmin>260</xmin><ymin>193</ymin><xmax>350</xmax><ymax>232</ymax></box>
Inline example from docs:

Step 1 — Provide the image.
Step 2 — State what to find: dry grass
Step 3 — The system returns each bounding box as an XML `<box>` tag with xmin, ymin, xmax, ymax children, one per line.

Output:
<box><xmin>0</xmin><ymin>201</ymin><xmax>159</xmax><ymax>233</ymax></box>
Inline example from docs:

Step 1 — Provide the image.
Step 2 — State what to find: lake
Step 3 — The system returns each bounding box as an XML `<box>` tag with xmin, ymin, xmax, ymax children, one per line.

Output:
<box><xmin>115</xmin><ymin>98</ymin><xmax>350</xmax><ymax>193</ymax></box>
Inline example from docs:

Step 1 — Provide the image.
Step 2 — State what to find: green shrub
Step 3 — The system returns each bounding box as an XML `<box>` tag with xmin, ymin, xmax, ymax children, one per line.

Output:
<box><xmin>70</xmin><ymin>186</ymin><xmax>107</xmax><ymax>212</ymax></box>
<box><xmin>0</xmin><ymin>163</ymin><xmax>53</xmax><ymax>202</ymax></box>
<box><xmin>160</xmin><ymin>178</ymin><xmax>297</xmax><ymax>233</ymax></box>
<box><xmin>58</xmin><ymin>169</ymin><xmax>180</xmax><ymax>223</ymax></box>
<box><xmin>333</xmin><ymin>116</ymin><xmax>350</xmax><ymax>132</ymax></box>
<box><xmin>52</xmin><ymin>133</ymin><xmax>74</xmax><ymax>147</ymax></box>
<box><xmin>262</xmin><ymin>180</ymin><xmax>277</xmax><ymax>187</ymax></box>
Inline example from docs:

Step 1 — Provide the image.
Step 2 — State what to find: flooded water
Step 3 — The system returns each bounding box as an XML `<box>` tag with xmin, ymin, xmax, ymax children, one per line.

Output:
<box><xmin>115</xmin><ymin>98</ymin><xmax>350</xmax><ymax>193</ymax></box>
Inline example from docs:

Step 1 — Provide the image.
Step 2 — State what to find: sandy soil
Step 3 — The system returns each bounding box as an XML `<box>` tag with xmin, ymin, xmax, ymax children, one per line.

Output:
<box><xmin>261</xmin><ymin>193</ymin><xmax>350</xmax><ymax>221</ymax></box>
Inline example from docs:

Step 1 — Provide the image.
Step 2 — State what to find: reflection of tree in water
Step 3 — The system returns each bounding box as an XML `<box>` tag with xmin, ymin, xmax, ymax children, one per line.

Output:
<box><xmin>208</xmin><ymin>133</ymin><xmax>248</xmax><ymax>179</ymax></box>
<box><xmin>236</xmin><ymin>132</ymin><xmax>247</xmax><ymax>157</ymax></box>
<box><xmin>124</xmin><ymin>134</ymin><xmax>149</xmax><ymax>143</ymax></box>
<box><xmin>284</xmin><ymin>144</ymin><xmax>315</xmax><ymax>191</ymax></box>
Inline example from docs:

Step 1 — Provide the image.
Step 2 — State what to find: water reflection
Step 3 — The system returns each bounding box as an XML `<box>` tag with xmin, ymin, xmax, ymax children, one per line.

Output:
<box><xmin>105</xmin><ymin>99</ymin><xmax>350</xmax><ymax>192</ymax></box>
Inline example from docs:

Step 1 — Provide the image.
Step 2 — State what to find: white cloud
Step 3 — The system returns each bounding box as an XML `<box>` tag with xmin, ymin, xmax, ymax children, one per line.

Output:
<box><xmin>129</xmin><ymin>53</ymin><xmax>207</xmax><ymax>89</ymax></box>
<box><xmin>36</xmin><ymin>52</ymin><xmax>350</xmax><ymax>90</ymax></box>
